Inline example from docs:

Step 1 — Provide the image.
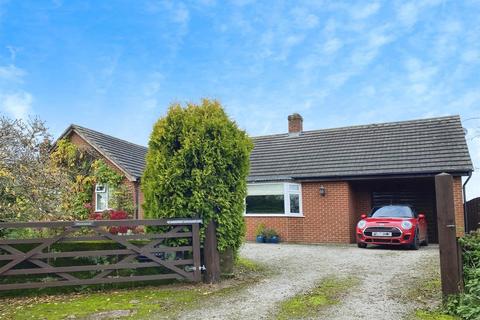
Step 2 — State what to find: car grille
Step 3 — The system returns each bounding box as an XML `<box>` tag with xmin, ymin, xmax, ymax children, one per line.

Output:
<box><xmin>364</xmin><ymin>226</ymin><xmax>402</xmax><ymax>237</ymax></box>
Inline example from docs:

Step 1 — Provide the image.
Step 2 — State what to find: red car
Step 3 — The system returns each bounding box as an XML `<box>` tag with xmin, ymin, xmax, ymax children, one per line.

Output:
<box><xmin>356</xmin><ymin>205</ymin><xmax>428</xmax><ymax>250</ymax></box>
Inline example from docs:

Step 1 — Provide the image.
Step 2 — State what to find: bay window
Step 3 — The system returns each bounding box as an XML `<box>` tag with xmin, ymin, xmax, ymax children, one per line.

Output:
<box><xmin>245</xmin><ymin>183</ymin><xmax>302</xmax><ymax>216</ymax></box>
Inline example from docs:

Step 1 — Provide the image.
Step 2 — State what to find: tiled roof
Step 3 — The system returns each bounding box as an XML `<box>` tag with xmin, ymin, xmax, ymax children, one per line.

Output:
<box><xmin>59</xmin><ymin>115</ymin><xmax>473</xmax><ymax>182</ymax></box>
<box><xmin>66</xmin><ymin>125</ymin><xmax>147</xmax><ymax>180</ymax></box>
<box><xmin>248</xmin><ymin>115</ymin><xmax>473</xmax><ymax>181</ymax></box>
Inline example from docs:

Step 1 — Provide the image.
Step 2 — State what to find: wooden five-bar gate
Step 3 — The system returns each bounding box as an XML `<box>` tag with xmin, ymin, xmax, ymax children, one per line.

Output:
<box><xmin>0</xmin><ymin>219</ymin><xmax>202</xmax><ymax>290</ymax></box>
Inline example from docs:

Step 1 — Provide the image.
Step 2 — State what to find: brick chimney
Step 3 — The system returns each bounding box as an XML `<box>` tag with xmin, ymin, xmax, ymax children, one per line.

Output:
<box><xmin>288</xmin><ymin>113</ymin><xmax>303</xmax><ymax>134</ymax></box>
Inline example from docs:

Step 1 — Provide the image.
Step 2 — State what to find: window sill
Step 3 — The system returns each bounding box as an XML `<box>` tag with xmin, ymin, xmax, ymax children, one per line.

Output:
<box><xmin>244</xmin><ymin>214</ymin><xmax>304</xmax><ymax>218</ymax></box>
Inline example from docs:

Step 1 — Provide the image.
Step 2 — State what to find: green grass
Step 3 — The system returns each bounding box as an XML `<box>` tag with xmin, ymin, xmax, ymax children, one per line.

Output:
<box><xmin>408</xmin><ymin>278</ymin><xmax>442</xmax><ymax>305</ymax></box>
<box><xmin>0</xmin><ymin>257</ymin><xmax>267</xmax><ymax>320</ymax></box>
<box><xmin>401</xmin><ymin>259</ymin><xmax>459</xmax><ymax>320</ymax></box>
<box><xmin>1</xmin><ymin>287</ymin><xmax>201</xmax><ymax>320</ymax></box>
<box><xmin>275</xmin><ymin>276</ymin><xmax>359</xmax><ymax>320</ymax></box>
<box><xmin>414</xmin><ymin>310</ymin><xmax>458</xmax><ymax>320</ymax></box>
<box><xmin>235</xmin><ymin>257</ymin><xmax>267</xmax><ymax>273</ymax></box>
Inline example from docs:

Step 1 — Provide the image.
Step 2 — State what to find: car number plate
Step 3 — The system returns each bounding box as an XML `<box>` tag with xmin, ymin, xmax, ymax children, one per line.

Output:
<box><xmin>372</xmin><ymin>232</ymin><xmax>392</xmax><ymax>237</ymax></box>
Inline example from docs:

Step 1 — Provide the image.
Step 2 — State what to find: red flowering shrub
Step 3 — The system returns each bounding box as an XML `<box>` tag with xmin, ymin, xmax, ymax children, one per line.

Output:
<box><xmin>108</xmin><ymin>210</ymin><xmax>129</xmax><ymax>220</ymax></box>
<box><xmin>89</xmin><ymin>212</ymin><xmax>104</xmax><ymax>220</ymax></box>
<box><xmin>88</xmin><ymin>210</ymin><xmax>139</xmax><ymax>235</ymax></box>
<box><xmin>105</xmin><ymin>210</ymin><xmax>129</xmax><ymax>234</ymax></box>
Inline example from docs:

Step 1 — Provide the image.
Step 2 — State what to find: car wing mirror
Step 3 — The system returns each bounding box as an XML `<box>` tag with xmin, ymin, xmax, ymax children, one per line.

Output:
<box><xmin>418</xmin><ymin>213</ymin><xmax>425</xmax><ymax>220</ymax></box>
<box><xmin>360</xmin><ymin>214</ymin><xmax>367</xmax><ymax>219</ymax></box>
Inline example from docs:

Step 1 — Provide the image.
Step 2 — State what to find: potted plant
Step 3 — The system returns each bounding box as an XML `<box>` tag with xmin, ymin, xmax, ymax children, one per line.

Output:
<box><xmin>255</xmin><ymin>223</ymin><xmax>267</xmax><ymax>243</ymax></box>
<box><xmin>265</xmin><ymin>228</ymin><xmax>280</xmax><ymax>243</ymax></box>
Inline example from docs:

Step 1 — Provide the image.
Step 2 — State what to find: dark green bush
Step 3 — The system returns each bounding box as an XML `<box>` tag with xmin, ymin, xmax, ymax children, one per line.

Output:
<box><xmin>446</xmin><ymin>231</ymin><xmax>480</xmax><ymax>319</ymax></box>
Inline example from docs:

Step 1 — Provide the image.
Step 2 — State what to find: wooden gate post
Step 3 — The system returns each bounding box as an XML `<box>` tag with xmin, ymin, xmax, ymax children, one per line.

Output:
<box><xmin>435</xmin><ymin>173</ymin><xmax>464</xmax><ymax>296</ymax></box>
<box><xmin>204</xmin><ymin>220</ymin><xmax>221</xmax><ymax>283</ymax></box>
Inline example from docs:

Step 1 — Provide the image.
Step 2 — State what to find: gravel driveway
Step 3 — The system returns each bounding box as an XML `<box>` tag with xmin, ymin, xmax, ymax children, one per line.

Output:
<box><xmin>179</xmin><ymin>243</ymin><xmax>439</xmax><ymax>320</ymax></box>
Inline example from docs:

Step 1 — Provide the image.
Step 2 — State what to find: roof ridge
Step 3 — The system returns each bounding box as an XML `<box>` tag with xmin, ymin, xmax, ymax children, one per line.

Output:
<box><xmin>252</xmin><ymin>115</ymin><xmax>461</xmax><ymax>139</ymax></box>
<box><xmin>71</xmin><ymin>124</ymin><xmax>147</xmax><ymax>149</ymax></box>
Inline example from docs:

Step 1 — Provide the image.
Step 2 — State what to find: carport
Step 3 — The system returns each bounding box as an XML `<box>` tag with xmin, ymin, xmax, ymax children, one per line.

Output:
<box><xmin>350</xmin><ymin>175</ymin><xmax>464</xmax><ymax>243</ymax></box>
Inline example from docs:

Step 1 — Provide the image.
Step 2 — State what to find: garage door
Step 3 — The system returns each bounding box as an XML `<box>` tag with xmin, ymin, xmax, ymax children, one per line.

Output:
<box><xmin>372</xmin><ymin>188</ymin><xmax>438</xmax><ymax>243</ymax></box>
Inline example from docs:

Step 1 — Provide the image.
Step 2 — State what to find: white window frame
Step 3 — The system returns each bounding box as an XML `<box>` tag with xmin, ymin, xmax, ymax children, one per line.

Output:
<box><xmin>244</xmin><ymin>182</ymin><xmax>303</xmax><ymax>217</ymax></box>
<box><xmin>95</xmin><ymin>183</ymin><xmax>109</xmax><ymax>212</ymax></box>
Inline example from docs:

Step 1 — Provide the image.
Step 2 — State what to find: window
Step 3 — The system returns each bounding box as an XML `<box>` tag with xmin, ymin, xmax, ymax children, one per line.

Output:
<box><xmin>95</xmin><ymin>184</ymin><xmax>109</xmax><ymax>212</ymax></box>
<box><xmin>245</xmin><ymin>183</ymin><xmax>302</xmax><ymax>215</ymax></box>
<box><xmin>370</xmin><ymin>205</ymin><xmax>414</xmax><ymax>218</ymax></box>
<box><xmin>289</xmin><ymin>184</ymin><xmax>300</xmax><ymax>214</ymax></box>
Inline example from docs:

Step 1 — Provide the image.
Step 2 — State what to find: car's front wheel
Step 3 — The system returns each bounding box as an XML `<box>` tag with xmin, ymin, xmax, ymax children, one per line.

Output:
<box><xmin>357</xmin><ymin>242</ymin><xmax>367</xmax><ymax>248</ymax></box>
<box><xmin>410</xmin><ymin>230</ymin><xmax>420</xmax><ymax>250</ymax></box>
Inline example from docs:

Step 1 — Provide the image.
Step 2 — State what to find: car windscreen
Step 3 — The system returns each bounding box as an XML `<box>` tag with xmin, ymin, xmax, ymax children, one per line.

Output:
<box><xmin>370</xmin><ymin>206</ymin><xmax>414</xmax><ymax>218</ymax></box>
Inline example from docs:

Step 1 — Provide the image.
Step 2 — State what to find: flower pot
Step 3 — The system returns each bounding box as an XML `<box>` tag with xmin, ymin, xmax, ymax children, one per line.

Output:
<box><xmin>268</xmin><ymin>236</ymin><xmax>280</xmax><ymax>244</ymax></box>
<box><xmin>256</xmin><ymin>235</ymin><xmax>265</xmax><ymax>243</ymax></box>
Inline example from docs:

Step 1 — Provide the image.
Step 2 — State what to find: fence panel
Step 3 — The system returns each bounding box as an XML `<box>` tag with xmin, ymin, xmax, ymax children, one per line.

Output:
<box><xmin>466</xmin><ymin>197</ymin><xmax>480</xmax><ymax>233</ymax></box>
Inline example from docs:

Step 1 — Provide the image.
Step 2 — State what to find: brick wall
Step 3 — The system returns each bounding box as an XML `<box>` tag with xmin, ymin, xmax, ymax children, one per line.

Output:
<box><xmin>246</xmin><ymin>176</ymin><xmax>466</xmax><ymax>244</ymax></box>
<box><xmin>137</xmin><ymin>188</ymin><xmax>145</xmax><ymax>219</ymax></box>
<box><xmin>453</xmin><ymin>176</ymin><xmax>464</xmax><ymax>237</ymax></box>
<box><xmin>245</xmin><ymin>181</ymin><xmax>355</xmax><ymax>243</ymax></box>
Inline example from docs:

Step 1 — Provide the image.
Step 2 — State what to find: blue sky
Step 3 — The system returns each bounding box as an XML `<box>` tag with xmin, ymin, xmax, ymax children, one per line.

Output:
<box><xmin>0</xmin><ymin>0</ymin><xmax>479</xmax><ymax>199</ymax></box>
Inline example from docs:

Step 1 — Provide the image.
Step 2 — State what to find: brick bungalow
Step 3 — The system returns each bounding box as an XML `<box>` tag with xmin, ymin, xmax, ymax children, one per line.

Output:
<box><xmin>57</xmin><ymin>125</ymin><xmax>147</xmax><ymax>219</ymax></box>
<box><xmin>58</xmin><ymin>114</ymin><xmax>473</xmax><ymax>244</ymax></box>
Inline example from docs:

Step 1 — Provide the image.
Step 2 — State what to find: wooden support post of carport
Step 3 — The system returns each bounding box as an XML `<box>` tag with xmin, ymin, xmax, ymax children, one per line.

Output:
<box><xmin>435</xmin><ymin>173</ymin><xmax>464</xmax><ymax>297</ymax></box>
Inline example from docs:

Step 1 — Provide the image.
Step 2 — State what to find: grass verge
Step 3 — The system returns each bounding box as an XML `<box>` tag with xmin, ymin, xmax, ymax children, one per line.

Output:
<box><xmin>0</xmin><ymin>257</ymin><xmax>268</xmax><ymax>320</ymax></box>
<box><xmin>399</xmin><ymin>255</ymin><xmax>459</xmax><ymax>320</ymax></box>
<box><xmin>275</xmin><ymin>276</ymin><xmax>359</xmax><ymax>320</ymax></box>
<box><xmin>414</xmin><ymin>310</ymin><xmax>458</xmax><ymax>320</ymax></box>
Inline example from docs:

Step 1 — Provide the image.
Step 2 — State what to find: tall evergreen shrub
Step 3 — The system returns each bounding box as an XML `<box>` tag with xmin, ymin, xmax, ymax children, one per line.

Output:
<box><xmin>142</xmin><ymin>99</ymin><xmax>253</xmax><ymax>253</ymax></box>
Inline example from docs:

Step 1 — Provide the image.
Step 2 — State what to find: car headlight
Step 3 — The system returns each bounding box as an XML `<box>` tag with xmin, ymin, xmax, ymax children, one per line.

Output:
<box><xmin>401</xmin><ymin>221</ymin><xmax>413</xmax><ymax>230</ymax></box>
<box><xmin>357</xmin><ymin>220</ymin><xmax>367</xmax><ymax>229</ymax></box>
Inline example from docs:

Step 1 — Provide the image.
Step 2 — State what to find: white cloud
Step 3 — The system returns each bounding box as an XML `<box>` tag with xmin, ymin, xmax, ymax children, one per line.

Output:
<box><xmin>6</xmin><ymin>46</ymin><xmax>20</xmax><ymax>61</ymax></box>
<box><xmin>323</xmin><ymin>38</ymin><xmax>342</xmax><ymax>55</ymax></box>
<box><xmin>141</xmin><ymin>72</ymin><xmax>163</xmax><ymax>109</ymax></box>
<box><xmin>462</xmin><ymin>50</ymin><xmax>480</xmax><ymax>63</ymax></box>
<box><xmin>323</xmin><ymin>18</ymin><xmax>337</xmax><ymax>35</ymax></box>
<box><xmin>276</xmin><ymin>34</ymin><xmax>305</xmax><ymax>61</ymax></box>
<box><xmin>397</xmin><ymin>2</ymin><xmax>419</xmax><ymax>27</ymax></box>
<box><xmin>0</xmin><ymin>91</ymin><xmax>33</xmax><ymax>120</ymax></box>
<box><xmin>144</xmin><ymin>72</ymin><xmax>162</xmax><ymax>96</ymax></box>
<box><xmin>231</xmin><ymin>0</ymin><xmax>256</xmax><ymax>7</ymax></box>
<box><xmin>172</xmin><ymin>3</ymin><xmax>190</xmax><ymax>25</ymax></box>
<box><xmin>351</xmin><ymin>2</ymin><xmax>381</xmax><ymax>20</ymax></box>
<box><xmin>52</xmin><ymin>0</ymin><xmax>63</xmax><ymax>8</ymax></box>
<box><xmin>291</xmin><ymin>7</ymin><xmax>319</xmax><ymax>29</ymax></box>
<box><xmin>0</xmin><ymin>64</ymin><xmax>26</xmax><ymax>82</ymax></box>
<box><xmin>404</xmin><ymin>57</ymin><xmax>438</xmax><ymax>94</ymax></box>
<box><xmin>396</xmin><ymin>0</ymin><xmax>442</xmax><ymax>28</ymax></box>
<box><xmin>434</xmin><ymin>20</ymin><xmax>464</xmax><ymax>60</ymax></box>
<box><xmin>345</xmin><ymin>26</ymin><xmax>394</xmax><ymax>75</ymax></box>
<box><xmin>144</xmin><ymin>1</ymin><xmax>190</xmax><ymax>32</ymax></box>
<box><xmin>197</xmin><ymin>0</ymin><xmax>216</xmax><ymax>6</ymax></box>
